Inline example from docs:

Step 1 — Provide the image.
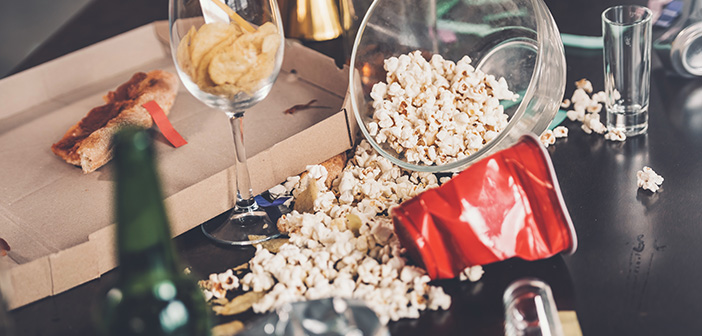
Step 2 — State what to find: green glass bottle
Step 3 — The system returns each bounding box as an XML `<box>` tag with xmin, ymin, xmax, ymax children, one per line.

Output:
<box><xmin>98</xmin><ymin>128</ymin><xmax>211</xmax><ymax>336</ymax></box>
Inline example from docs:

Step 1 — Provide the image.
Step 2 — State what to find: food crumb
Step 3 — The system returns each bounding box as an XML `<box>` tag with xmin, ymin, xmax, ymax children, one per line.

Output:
<box><xmin>459</xmin><ymin>265</ymin><xmax>484</xmax><ymax>282</ymax></box>
<box><xmin>604</xmin><ymin>128</ymin><xmax>626</xmax><ymax>142</ymax></box>
<box><xmin>561</xmin><ymin>98</ymin><xmax>571</xmax><ymax>109</ymax></box>
<box><xmin>553</xmin><ymin>126</ymin><xmax>568</xmax><ymax>138</ymax></box>
<box><xmin>539</xmin><ymin>130</ymin><xmax>556</xmax><ymax>147</ymax></box>
<box><xmin>637</xmin><ymin>166</ymin><xmax>664</xmax><ymax>193</ymax></box>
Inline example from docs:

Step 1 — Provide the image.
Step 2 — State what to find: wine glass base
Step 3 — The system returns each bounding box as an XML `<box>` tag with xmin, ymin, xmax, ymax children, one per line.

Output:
<box><xmin>201</xmin><ymin>209</ymin><xmax>281</xmax><ymax>245</ymax></box>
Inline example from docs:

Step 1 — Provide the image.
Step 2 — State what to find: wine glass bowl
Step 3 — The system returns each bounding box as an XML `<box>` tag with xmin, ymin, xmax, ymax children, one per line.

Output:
<box><xmin>170</xmin><ymin>1</ymin><xmax>284</xmax><ymax>113</ymax></box>
<box><xmin>348</xmin><ymin>0</ymin><xmax>566</xmax><ymax>172</ymax></box>
<box><xmin>169</xmin><ymin>0</ymin><xmax>285</xmax><ymax>244</ymax></box>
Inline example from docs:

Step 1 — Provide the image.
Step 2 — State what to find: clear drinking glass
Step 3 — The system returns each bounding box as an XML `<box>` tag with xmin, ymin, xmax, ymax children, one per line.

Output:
<box><xmin>602</xmin><ymin>5</ymin><xmax>653</xmax><ymax>137</ymax></box>
<box><xmin>237</xmin><ymin>298</ymin><xmax>389</xmax><ymax>336</ymax></box>
<box><xmin>348</xmin><ymin>0</ymin><xmax>566</xmax><ymax>172</ymax></box>
<box><xmin>169</xmin><ymin>0</ymin><xmax>285</xmax><ymax>245</ymax></box>
<box><xmin>504</xmin><ymin>278</ymin><xmax>564</xmax><ymax>336</ymax></box>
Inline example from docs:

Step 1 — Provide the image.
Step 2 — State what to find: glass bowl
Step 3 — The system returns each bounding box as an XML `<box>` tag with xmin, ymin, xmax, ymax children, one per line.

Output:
<box><xmin>348</xmin><ymin>0</ymin><xmax>566</xmax><ymax>172</ymax></box>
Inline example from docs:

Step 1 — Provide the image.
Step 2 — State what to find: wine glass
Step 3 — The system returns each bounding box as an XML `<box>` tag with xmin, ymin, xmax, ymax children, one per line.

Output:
<box><xmin>169</xmin><ymin>0</ymin><xmax>285</xmax><ymax>245</ymax></box>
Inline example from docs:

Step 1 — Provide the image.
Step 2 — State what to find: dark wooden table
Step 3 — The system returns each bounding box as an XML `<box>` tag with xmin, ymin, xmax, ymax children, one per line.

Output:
<box><xmin>8</xmin><ymin>0</ymin><xmax>702</xmax><ymax>335</ymax></box>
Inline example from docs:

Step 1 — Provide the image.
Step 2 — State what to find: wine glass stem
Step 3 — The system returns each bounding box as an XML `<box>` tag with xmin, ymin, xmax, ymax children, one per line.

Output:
<box><xmin>229</xmin><ymin>112</ymin><xmax>257</xmax><ymax>212</ymax></box>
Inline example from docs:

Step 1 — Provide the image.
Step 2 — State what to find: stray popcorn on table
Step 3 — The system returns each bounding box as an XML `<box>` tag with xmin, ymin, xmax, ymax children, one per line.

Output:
<box><xmin>367</xmin><ymin>50</ymin><xmax>518</xmax><ymax>166</ymax></box>
<box><xmin>200</xmin><ymin>140</ymin><xmax>481</xmax><ymax>324</ymax></box>
<box><xmin>560</xmin><ymin>78</ymin><xmax>628</xmax><ymax>142</ymax></box>
<box><xmin>637</xmin><ymin>166</ymin><xmax>664</xmax><ymax>193</ymax></box>
<box><xmin>538</xmin><ymin>126</ymin><xmax>568</xmax><ymax>148</ymax></box>
<box><xmin>553</xmin><ymin>126</ymin><xmax>568</xmax><ymax>138</ymax></box>
<box><xmin>539</xmin><ymin>130</ymin><xmax>556</xmax><ymax>147</ymax></box>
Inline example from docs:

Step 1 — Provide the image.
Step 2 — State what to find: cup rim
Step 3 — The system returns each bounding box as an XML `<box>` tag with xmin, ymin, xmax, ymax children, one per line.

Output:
<box><xmin>674</xmin><ymin>22</ymin><xmax>702</xmax><ymax>76</ymax></box>
<box><xmin>601</xmin><ymin>5</ymin><xmax>653</xmax><ymax>27</ymax></box>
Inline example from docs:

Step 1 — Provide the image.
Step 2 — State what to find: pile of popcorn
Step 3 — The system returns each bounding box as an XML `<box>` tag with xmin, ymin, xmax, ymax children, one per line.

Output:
<box><xmin>201</xmin><ymin>140</ymin><xmax>484</xmax><ymax>324</ymax></box>
<box><xmin>367</xmin><ymin>50</ymin><xmax>519</xmax><ymax>165</ymax></box>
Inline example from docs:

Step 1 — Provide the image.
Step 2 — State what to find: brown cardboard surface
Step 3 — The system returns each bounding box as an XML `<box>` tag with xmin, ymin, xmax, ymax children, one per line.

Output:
<box><xmin>0</xmin><ymin>22</ymin><xmax>353</xmax><ymax>309</ymax></box>
<box><xmin>7</xmin><ymin>257</ymin><xmax>52</xmax><ymax>309</ymax></box>
<box><xmin>49</xmin><ymin>242</ymin><xmax>99</xmax><ymax>295</ymax></box>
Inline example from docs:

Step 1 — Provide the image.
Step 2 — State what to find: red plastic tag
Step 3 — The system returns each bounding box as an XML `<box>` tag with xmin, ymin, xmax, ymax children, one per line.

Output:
<box><xmin>142</xmin><ymin>100</ymin><xmax>187</xmax><ymax>148</ymax></box>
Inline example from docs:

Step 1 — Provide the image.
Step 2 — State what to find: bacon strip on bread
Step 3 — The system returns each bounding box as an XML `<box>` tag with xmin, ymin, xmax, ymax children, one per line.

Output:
<box><xmin>51</xmin><ymin>70</ymin><xmax>179</xmax><ymax>173</ymax></box>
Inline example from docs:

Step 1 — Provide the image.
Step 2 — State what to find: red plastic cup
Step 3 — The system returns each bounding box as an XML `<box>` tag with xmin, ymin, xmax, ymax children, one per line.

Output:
<box><xmin>391</xmin><ymin>134</ymin><xmax>577</xmax><ymax>280</ymax></box>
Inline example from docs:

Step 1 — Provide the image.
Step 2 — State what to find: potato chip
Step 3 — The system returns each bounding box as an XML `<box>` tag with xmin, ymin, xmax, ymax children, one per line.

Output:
<box><xmin>257</xmin><ymin>22</ymin><xmax>278</xmax><ymax>35</ymax></box>
<box><xmin>329</xmin><ymin>217</ymin><xmax>346</xmax><ymax>231</ymax></box>
<box><xmin>212</xmin><ymin>291</ymin><xmax>265</xmax><ymax>316</ymax></box>
<box><xmin>176</xmin><ymin>26</ymin><xmax>197</xmax><ymax>78</ymax></box>
<box><xmin>177</xmin><ymin>20</ymin><xmax>281</xmax><ymax>97</ymax></box>
<box><xmin>194</xmin><ymin>34</ymin><xmax>240</xmax><ymax>90</ymax></box>
<box><xmin>208</xmin><ymin>23</ymin><xmax>280</xmax><ymax>93</ymax></box>
<box><xmin>208</xmin><ymin>35</ymin><xmax>257</xmax><ymax>86</ymax></box>
<box><xmin>209</xmin><ymin>297</ymin><xmax>230</xmax><ymax>306</ymax></box>
<box><xmin>211</xmin><ymin>320</ymin><xmax>244</xmax><ymax>336</ymax></box>
<box><xmin>261</xmin><ymin>33</ymin><xmax>280</xmax><ymax>56</ymax></box>
<box><xmin>346</xmin><ymin>213</ymin><xmax>362</xmax><ymax>237</ymax></box>
<box><xmin>247</xmin><ymin>234</ymin><xmax>267</xmax><ymax>242</ymax></box>
<box><xmin>320</xmin><ymin>152</ymin><xmax>347</xmax><ymax>187</ymax></box>
<box><xmin>190</xmin><ymin>22</ymin><xmax>240</xmax><ymax>67</ymax></box>
<box><xmin>293</xmin><ymin>178</ymin><xmax>319</xmax><ymax>213</ymax></box>
<box><xmin>236</xmin><ymin>56</ymin><xmax>274</xmax><ymax>93</ymax></box>
<box><xmin>256</xmin><ymin>237</ymin><xmax>289</xmax><ymax>254</ymax></box>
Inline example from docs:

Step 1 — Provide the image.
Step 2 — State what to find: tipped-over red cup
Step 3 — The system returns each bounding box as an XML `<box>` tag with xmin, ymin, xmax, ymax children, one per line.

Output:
<box><xmin>391</xmin><ymin>134</ymin><xmax>577</xmax><ymax>280</ymax></box>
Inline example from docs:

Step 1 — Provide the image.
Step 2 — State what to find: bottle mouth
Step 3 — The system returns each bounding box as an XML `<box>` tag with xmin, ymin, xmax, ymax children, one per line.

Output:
<box><xmin>673</xmin><ymin>22</ymin><xmax>702</xmax><ymax>77</ymax></box>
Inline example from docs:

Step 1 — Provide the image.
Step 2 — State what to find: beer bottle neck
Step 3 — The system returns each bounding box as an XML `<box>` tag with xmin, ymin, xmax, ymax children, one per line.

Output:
<box><xmin>114</xmin><ymin>129</ymin><xmax>179</xmax><ymax>278</ymax></box>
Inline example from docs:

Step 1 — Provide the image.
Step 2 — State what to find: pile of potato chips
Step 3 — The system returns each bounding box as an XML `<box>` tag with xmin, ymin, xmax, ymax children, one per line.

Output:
<box><xmin>177</xmin><ymin>21</ymin><xmax>281</xmax><ymax>97</ymax></box>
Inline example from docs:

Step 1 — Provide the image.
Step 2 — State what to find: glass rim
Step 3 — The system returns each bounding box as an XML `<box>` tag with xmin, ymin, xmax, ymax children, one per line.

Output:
<box><xmin>602</xmin><ymin>5</ymin><xmax>653</xmax><ymax>27</ymax></box>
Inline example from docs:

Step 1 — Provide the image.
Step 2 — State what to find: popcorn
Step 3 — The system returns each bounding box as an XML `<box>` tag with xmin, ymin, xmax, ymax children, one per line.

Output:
<box><xmin>553</xmin><ymin>126</ymin><xmax>568</xmax><ymax>138</ymax></box>
<box><xmin>426</xmin><ymin>286</ymin><xmax>451</xmax><ymax>310</ymax></box>
<box><xmin>566</xmin><ymin>109</ymin><xmax>584</xmax><ymax>122</ymax></box>
<box><xmin>283</xmin><ymin>176</ymin><xmax>300</xmax><ymax>193</ymax></box>
<box><xmin>218</xmin><ymin>269</ymin><xmax>240</xmax><ymax>291</ymax></box>
<box><xmin>200</xmin><ymin>269</ymin><xmax>241</xmax><ymax>300</ymax></box>
<box><xmin>561</xmin><ymin>98</ymin><xmax>571</xmax><ymax>109</ymax></box>
<box><xmin>204</xmin><ymin>141</ymin><xmax>458</xmax><ymax>324</ymax></box>
<box><xmin>268</xmin><ymin>184</ymin><xmax>287</xmax><ymax>198</ymax></box>
<box><xmin>570</xmin><ymin>88</ymin><xmax>591</xmax><ymax>112</ymax></box>
<box><xmin>575</xmin><ymin>78</ymin><xmax>593</xmax><ymax>93</ymax></box>
<box><xmin>591</xmin><ymin>91</ymin><xmax>607</xmax><ymax>103</ymax></box>
<box><xmin>637</xmin><ymin>166</ymin><xmax>664</xmax><ymax>192</ymax></box>
<box><xmin>539</xmin><ymin>130</ymin><xmax>556</xmax><ymax>147</ymax></box>
<box><xmin>604</xmin><ymin>128</ymin><xmax>626</xmax><ymax>141</ymax></box>
<box><xmin>459</xmin><ymin>265</ymin><xmax>484</xmax><ymax>282</ymax></box>
<box><xmin>554</xmin><ymin>78</ymin><xmax>634</xmax><ymax>145</ymax></box>
<box><xmin>369</xmin><ymin>50</ymin><xmax>518</xmax><ymax>166</ymax></box>
<box><xmin>586</xmin><ymin>102</ymin><xmax>603</xmax><ymax>113</ymax></box>
<box><xmin>582</xmin><ymin>114</ymin><xmax>606</xmax><ymax>134</ymax></box>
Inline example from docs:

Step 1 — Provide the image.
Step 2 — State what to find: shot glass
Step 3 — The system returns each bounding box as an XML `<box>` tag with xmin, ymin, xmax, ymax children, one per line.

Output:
<box><xmin>504</xmin><ymin>278</ymin><xmax>564</xmax><ymax>336</ymax></box>
<box><xmin>602</xmin><ymin>5</ymin><xmax>653</xmax><ymax>137</ymax></box>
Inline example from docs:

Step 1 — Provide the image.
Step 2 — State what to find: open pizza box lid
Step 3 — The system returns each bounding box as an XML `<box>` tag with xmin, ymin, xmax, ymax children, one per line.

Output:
<box><xmin>0</xmin><ymin>21</ymin><xmax>357</xmax><ymax>309</ymax></box>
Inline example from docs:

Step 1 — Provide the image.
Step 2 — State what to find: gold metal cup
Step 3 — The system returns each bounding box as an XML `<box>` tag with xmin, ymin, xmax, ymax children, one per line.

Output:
<box><xmin>278</xmin><ymin>0</ymin><xmax>343</xmax><ymax>41</ymax></box>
